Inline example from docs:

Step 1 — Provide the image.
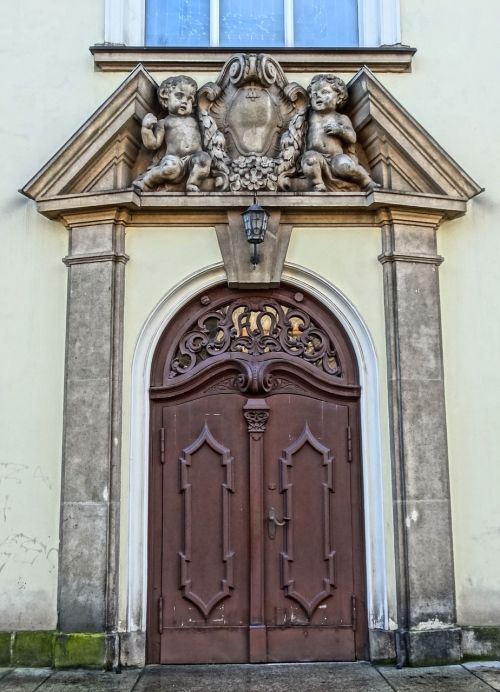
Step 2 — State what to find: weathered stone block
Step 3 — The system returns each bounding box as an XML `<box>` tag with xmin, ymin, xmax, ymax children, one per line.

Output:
<box><xmin>120</xmin><ymin>631</ymin><xmax>146</xmax><ymax>667</ymax></box>
<box><xmin>58</xmin><ymin>503</ymin><xmax>108</xmax><ymax>631</ymax></box>
<box><xmin>0</xmin><ymin>632</ymin><xmax>12</xmax><ymax>666</ymax></box>
<box><xmin>62</xmin><ymin>377</ymin><xmax>112</xmax><ymax>503</ymax></box>
<box><xmin>12</xmin><ymin>631</ymin><xmax>55</xmax><ymax>667</ymax></box>
<box><xmin>369</xmin><ymin>629</ymin><xmax>396</xmax><ymax>663</ymax></box>
<box><xmin>54</xmin><ymin>633</ymin><xmax>106</xmax><ymax>669</ymax></box>
<box><xmin>406</xmin><ymin>627</ymin><xmax>461</xmax><ymax>666</ymax></box>
<box><xmin>462</xmin><ymin>626</ymin><xmax>500</xmax><ymax>660</ymax></box>
<box><xmin>404</xmin><ymin>499</ymin><xmax>455</xmax><ymax>627</ymax></box>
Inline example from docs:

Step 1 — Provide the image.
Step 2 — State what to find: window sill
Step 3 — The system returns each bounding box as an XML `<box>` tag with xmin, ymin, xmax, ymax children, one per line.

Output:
<box><xmin>90</xmin><ymin>45</ymin><xmax>416</xmax><ymax>73</ymax></box>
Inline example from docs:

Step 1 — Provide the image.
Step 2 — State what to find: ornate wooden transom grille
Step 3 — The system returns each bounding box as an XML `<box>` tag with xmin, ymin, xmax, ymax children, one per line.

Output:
<box><xmin>169</xmin><ymin>298</ymin><xmax>342</xmax><ymax>378</ymax></box>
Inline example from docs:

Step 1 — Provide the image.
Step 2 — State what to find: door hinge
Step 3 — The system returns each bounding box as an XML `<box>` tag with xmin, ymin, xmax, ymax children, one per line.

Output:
<box><xmin>160</xmin><ymin>428</ymin><xmax>165</xmax><ymax>464</ymax></box>
<box><xmin>346</xmin><ymin>426</ymin><xmax>353</xmax><ymax>463</ymax></box>
<box><xmin>158</xmin><ymin>596</ymin><xmax>164</xmax><ymax>634</ymax></box>
<box><xmin>351</xmin><ymin>594</ymin><xmax>357</xmax><ymax>631</ymax></box>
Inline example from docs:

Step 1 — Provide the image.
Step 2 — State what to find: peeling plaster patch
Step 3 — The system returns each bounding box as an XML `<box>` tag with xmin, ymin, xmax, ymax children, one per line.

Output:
<box><xmin>405</xmin><ymin>509</ymin><xmax>419</xmax><ymax>528</ymax></box>
<box><xmin>103</xmin><ymin>486</ymin><xmax>109</xmax><ymax>502</ymax></box>
<box><xmin>415</xmin><ymin>618</ymin><xmax>448</xmax><ymax>631</ymax></box>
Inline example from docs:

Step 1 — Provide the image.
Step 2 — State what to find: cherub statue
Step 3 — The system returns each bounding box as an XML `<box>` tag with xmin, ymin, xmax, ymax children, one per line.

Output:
<box><xmin>301</xmin><ymin>74</ymin><xmax>378</xmax><ymax>192</ymax></box>
<box><xmin>133</xmin><ymin>75</ymin><xmax>211</xmax><ymax>192</ymax></box>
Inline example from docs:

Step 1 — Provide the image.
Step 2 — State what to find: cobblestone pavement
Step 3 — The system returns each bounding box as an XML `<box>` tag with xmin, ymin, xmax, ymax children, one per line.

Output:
<box><xmin>0</xmin><ymin>661</ymin><xmax>499</xmax><ymax>691</ymax></box>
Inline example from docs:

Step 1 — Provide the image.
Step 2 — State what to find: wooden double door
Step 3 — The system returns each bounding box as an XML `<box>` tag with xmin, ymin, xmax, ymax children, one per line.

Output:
<box><xmin>147</xmin><ymin>287</ymin><xmax>367</xmax><ymax>663</ymax></box>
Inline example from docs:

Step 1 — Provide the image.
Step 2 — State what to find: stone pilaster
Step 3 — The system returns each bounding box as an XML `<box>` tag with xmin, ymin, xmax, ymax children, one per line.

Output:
<box><xmin>58</xmin><ymin>210</ymin><xmax>129</xmax><ymax>635</ymax></box>
<box><xmin>378</xmin><ymin>209</ymin><xmax>460</xmax><ymax>666</ymax></box>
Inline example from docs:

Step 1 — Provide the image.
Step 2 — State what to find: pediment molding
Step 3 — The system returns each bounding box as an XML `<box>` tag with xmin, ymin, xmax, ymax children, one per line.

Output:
<box><xmin>347</xmin><ymin>69</ymin><xmax>482</xmax><ymax>200</ymax></box>
<box><xmin>21</xmin><ymin>59</ymin><xmax>482</xmax><ymax>225</ymax></box>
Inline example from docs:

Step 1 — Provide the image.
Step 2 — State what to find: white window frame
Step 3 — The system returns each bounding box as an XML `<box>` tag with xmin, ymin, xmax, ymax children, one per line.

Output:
<box><xmin>104</xmin><ymin>0</ymin><xmax>401</xmax><ymax>47</ymax></box>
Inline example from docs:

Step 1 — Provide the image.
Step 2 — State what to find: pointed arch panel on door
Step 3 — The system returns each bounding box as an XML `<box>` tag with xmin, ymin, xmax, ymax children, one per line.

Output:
<box><xmin>147</xmin><ymin>283</ymin><xmax>367</xmax><ymax>663</ymax></box>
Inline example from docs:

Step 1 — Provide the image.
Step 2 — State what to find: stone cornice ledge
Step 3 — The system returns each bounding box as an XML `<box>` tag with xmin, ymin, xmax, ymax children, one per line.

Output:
<box><xmin>34</xmin><ymin>189</ymin><xmax>469</xmax><ymax>225</ymax></box>
<box><xmin>90</xmin><ymin>45</ymin><xmax>416</xmax><ymax>74</ymax></box>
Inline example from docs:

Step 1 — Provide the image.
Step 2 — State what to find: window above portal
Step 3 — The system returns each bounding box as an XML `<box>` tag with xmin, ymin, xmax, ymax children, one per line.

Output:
<box><xmin>145</xmin><ymin>0</ymin><xmax>360</xmax><ymax>49</ymax></box>
<box><xmin>95</xmin><ymin>0</ymin><xmax>413</xmax><ymax>73</ymax></box>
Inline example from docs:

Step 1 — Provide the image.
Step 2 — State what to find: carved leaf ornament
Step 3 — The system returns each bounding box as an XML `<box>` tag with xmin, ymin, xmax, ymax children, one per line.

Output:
<box><xmin>169</xmin><ymin>298</ymin><xmax>342</xmax><ymax>379</ymax></box>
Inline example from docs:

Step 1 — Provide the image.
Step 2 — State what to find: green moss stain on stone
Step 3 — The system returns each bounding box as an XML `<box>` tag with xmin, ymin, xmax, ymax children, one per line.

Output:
<box><xmin>472</xmin><ymin>626</ymin><xmax>500</xmax><ymax>646</ymax></box>
<box><xmin>12</xmin><ymin>631</ymin><xmax>55</xmax><ymax>667</ymax></box>
<box><xmin>462</xmin><ymin>626</ymin><xmax>500</xmax><ymax>660</ymax></box>
<box><xmin>55</xmin><ymin>633</ymin><xmax>106</xmax><ymax>669</ymax></box>
<box><xmin>0</xmin><ymin>632</ymin><xmax>12</xmax><ymax>666</ymax></box>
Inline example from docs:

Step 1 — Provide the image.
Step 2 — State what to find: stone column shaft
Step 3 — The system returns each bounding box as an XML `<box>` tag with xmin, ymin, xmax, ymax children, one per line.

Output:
<box><xmin>58</xmin><ymin>210</ymin><xmax>129</xmax><ymax>633</ymax></box>
<box><xmin>379</xmin><ymin>210</ymin><xmax>460</xmax><ymax>665</ymax></box>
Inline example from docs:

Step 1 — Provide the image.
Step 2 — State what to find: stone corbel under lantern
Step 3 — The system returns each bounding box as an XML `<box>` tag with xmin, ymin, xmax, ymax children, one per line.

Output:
<box><xmin>21</xmin><ymin>54</ymin><xmax>483</xmax><ymax>668</ymax></box>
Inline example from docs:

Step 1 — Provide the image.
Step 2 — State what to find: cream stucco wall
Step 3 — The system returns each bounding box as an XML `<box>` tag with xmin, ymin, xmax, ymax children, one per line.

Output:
<box><xmin>1</xmin><ymin>0</ymin><xmax>500</xmax><ymax>633</ymax></box>
<box><xmin>0</xmin><ymin>0</ymin><xmax>123</xmax><ymax>630</ymax></box>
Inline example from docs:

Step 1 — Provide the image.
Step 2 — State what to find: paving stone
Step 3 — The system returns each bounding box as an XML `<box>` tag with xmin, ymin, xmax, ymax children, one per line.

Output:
<box><xmin>377</xmin><ymin>663</ymin><xmax>493</xmax><ymax>691</ymax></box>
<box><xmin>134</xmin><ymin>663</ymin><xmax>392</xmax><ymax>692</ymax></box>
<box><xmin>463</xmin><ymin>661</ymin><xmax>500</xmax><ymax>690</ymax></box>
<box><xmin>0</xmin><ymin>668</ymin><xmax>53</xmax><ymax>691</ymax></box>
<box><xmin>34</xmin><ymin>668</ymin><xmax>142</xmax><ymax>691</ymax></box>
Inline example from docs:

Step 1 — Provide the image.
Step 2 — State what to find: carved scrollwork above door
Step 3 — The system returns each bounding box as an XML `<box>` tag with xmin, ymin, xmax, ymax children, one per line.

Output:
<box><xmin>168</xmin><ymin>298</ymin><xmax>342</xmax><ymax>379</ymax></box>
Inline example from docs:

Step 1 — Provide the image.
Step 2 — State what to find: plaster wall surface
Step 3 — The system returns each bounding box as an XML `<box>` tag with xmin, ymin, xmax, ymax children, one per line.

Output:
<box><xmin>0</xmin><ymin>0</ymin><xmax>123</xmax><ymax>630</ymax></box>
<box><xmin>1</xmin><ymin>0</ymin><xmax>499</xmax><ymax>633</ymax></box>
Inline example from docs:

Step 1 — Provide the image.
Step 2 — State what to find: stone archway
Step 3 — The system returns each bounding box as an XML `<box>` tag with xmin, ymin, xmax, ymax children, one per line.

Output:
<box><xmin>126</xmin><ymin>264</ymin><xmax>388</xmax><ymax>665</ymax></box>
<box><xmin>147</xmin><ymin>282</ymin><xmax>367</xmax><ymax>663</ymax></box>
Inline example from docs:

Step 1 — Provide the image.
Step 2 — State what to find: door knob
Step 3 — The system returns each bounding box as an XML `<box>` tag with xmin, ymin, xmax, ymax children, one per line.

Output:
<box><xmin>267</xmin><ymin>506</ymin><xmax>289</xmax><ymax>540</ymax></box>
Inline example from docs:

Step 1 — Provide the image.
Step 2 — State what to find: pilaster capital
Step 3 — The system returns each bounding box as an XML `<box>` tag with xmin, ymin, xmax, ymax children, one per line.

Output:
<box><xmin>376</xmin><ymin>208</ymin><xmax>445</xmax><ymax>231</ymax></box>
<box><xmin>60</xmin><ymin>208</ymin><xmax>131</xmax><ymax>231</ymax></box>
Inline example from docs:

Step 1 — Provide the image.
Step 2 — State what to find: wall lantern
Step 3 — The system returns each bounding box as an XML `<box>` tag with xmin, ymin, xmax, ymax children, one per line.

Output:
<box><xmin>241</xmin><ymin>194</ymin><xmax>270</xmax><ymax>267</ymax></box>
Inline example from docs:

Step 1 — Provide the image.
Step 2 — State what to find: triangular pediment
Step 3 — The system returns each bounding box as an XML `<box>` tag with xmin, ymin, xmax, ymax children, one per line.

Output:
<box><xmin>346</xmin><ymin>67</ymin><xmax>481</xmax><ymax>199</ymax></box>
<box><xmin>22</xmin><ymin>65</ymin><xmax>158</xmax><ymax>200</ymax></box>
<box><xmin>21</xmin><ymin>61</ymin><xmax>482</xmax><ymax>206</ymax></box>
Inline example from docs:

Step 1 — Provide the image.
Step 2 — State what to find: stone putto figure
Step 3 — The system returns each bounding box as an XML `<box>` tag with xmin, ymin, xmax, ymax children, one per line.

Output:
<box><xmin>301</xmin><ymin>74</ymin><xmax>377</xmax><ymax>192</ymax></box>
<box><xmin>133</xmin><ymin>75</ymin><xmax>211</xmax><ymax>192</ymax></box>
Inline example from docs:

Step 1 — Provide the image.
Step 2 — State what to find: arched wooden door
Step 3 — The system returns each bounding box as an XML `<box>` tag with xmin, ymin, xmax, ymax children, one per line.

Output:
<box><xmin>147</xmin><ymin>285</ymin><xmax>367</xmax><ymax>663</ymax></box>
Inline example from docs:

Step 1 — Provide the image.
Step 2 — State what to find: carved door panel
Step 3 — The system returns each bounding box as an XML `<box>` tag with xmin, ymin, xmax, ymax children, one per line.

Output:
<box><xmin>149</xmin><ymin>393</ymin><xmax>250</xmax><ymax>664</ymax></box>
<box><xmin>263</xmin><ymin>394</ymin><xmax>365</xmax><ymax>662</ymax></box>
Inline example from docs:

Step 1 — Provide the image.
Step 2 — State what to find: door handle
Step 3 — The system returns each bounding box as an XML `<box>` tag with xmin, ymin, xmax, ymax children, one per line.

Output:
<box><xmin>267</xmin><ymin>506</ymin><xmax>290</xmax><ymax>540</ymax></box>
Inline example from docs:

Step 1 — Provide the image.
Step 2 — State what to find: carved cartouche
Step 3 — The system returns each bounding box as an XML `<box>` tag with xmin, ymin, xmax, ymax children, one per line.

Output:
<box><xmin>133</xmin><ymin>75</ymin><xmax>211</xmax><ymax>192</ymax></box>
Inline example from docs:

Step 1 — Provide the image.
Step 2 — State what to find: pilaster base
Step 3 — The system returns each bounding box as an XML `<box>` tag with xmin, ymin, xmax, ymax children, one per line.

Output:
<box><xmin>404</xmin><ymin>628</ymin><xmax>462</xmax><ymax>666</ymax></box>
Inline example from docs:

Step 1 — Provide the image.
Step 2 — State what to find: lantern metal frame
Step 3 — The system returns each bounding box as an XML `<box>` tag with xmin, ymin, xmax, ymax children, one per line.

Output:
<box><xmin>241</xmin><ymin>194</ymin><xmax>270</xmax><ymax>267</ymax></box>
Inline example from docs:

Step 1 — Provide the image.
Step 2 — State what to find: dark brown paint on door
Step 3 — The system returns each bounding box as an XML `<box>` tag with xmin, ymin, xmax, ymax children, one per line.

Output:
<box><xmin>147</xmin><ymin>285</ymin><xmax>367</xmax><ymax>663</ymax></box>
